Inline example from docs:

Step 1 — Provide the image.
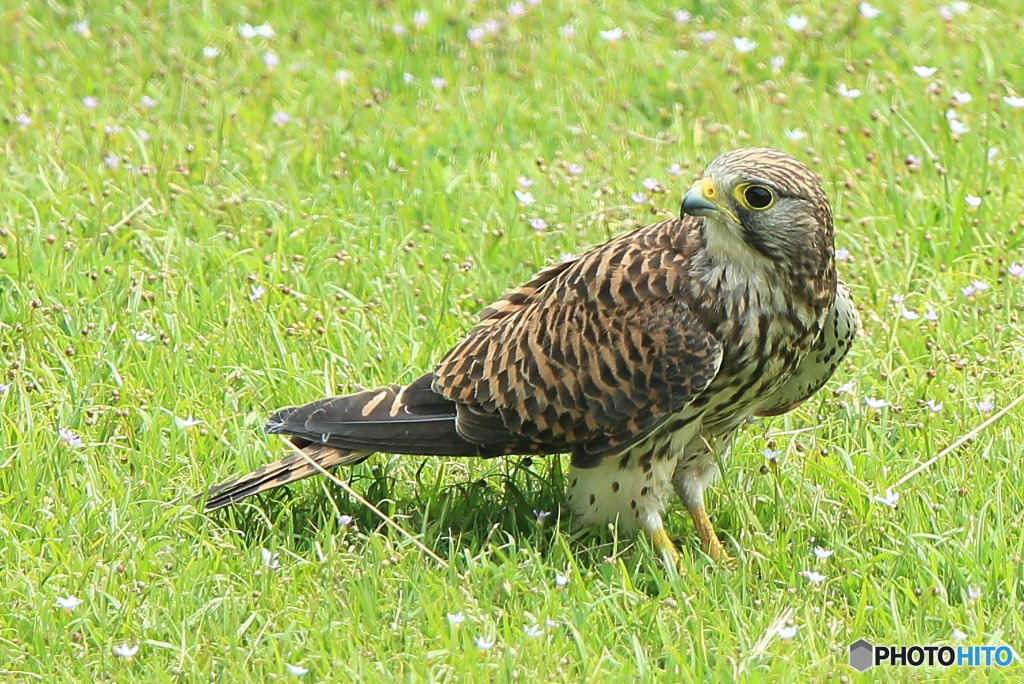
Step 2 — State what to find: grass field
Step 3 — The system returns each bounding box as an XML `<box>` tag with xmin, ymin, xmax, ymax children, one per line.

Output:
<box><xmin>2</xmin><ymin>0</ymin><xmax>1024</xmax><ymax>681</ymax></box>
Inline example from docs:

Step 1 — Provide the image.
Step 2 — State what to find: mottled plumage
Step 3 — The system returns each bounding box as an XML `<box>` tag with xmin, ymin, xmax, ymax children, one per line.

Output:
<box><xmin>204</xmin><ymin>148</ymin><xmax>857</xmax><ymax>566</ymax></box>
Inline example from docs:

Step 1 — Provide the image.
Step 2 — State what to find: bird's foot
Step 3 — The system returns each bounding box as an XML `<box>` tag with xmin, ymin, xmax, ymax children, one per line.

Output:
<box><xmin>649</xmin><ymin>526</ymin><xmax>685</xmax><ymax>574</ymax></box>
<box><xmin>687</xmin><ymin>504</ymin><xmax>737</xmax><ymax>570</ymax></box>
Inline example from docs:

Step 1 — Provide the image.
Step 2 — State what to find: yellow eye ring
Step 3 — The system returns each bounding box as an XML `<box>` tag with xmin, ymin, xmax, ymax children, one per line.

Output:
<box><xmin>735</xmin><ymin>184</ymin><xmax>775</xmax><ymax>210</ymax></box>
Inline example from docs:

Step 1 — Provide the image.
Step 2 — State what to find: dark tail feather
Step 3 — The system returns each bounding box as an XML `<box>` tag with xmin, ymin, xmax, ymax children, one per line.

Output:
<box><xmin>202</xmin><ymin>373</ymin><xmax>487</xmax><ymax>511</ymax></box>
<box><xmin>203</xmin><ymin>441</ymin><xmax>369</xmax><ymax>511</ymax></box>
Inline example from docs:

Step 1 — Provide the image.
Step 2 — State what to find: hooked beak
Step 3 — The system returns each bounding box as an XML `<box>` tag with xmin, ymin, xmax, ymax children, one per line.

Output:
<box><xmin>681</xmin><ymin>177</ymin><xmax>720</xmax><ymax>218</ymax></box>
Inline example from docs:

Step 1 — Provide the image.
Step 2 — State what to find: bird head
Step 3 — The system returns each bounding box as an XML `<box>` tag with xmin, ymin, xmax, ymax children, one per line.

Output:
<box><xmin>681</xmin><ymin>148</ymin><xmax>834</xmax><ymax>267</ymax></box>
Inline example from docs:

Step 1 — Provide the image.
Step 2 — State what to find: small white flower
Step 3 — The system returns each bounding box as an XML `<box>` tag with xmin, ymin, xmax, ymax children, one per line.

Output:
<box><xmin>484</xmin><ymin>20</ymin><xmax>501</xmax><ymax>36</ymax></box>
<box><xmin>948</xmin><ymin>119</ymin><xmax>968</xmax><ymax>135</ymax></box>
<box><xmin>402</xmin><ymin>72</ymin><xmax>414</xmax><ymax>84</ymax></box>
<box><xmin>599</xmin><ymin>28</ymin><xmax>624</xmax><ymax>42</ymax></box>
<box><xmin>874</xmin><ymin>489</ymin><xmax>899</xmax><ymax>508</ymax></box>
<box><xmin>974</xmin><ymin>399</ymin><xmax>995</xmax><ymax>413</ymax></box>
<box><xmin>392</xmin><ymin>24</ymin><xmax>406</xmax><ymax>36</ymax></box>
<box><xmin>467</xmin><ymin>27</ymin><xmax>485</xmax><ymax>44</ymax></box>
<box><xmin>447</xmin><ymin>612</ymin><xmax>465</xmax><ymax>625</ymax></box>
<box><xmin>272</xmin><ymin>112</ymin><xmax>290</xmax><ymax>126</ymax></box>
<box><xmin>529</xmin><ymin>218</ymin><xmax>548</xmax><ymax>232</ymax></box>
<box><xmin>112</xmin><ymin>644</ymin><xmax>139</xmax><ymax>658</ymax></box>
<box><xmin>249</xmin><ymin>285</ymin><xmax>265</xmax><ymax>302</ymax></box>
<box><xmin>175</xmin><ymin>416</ymin><xmax>201</xmax><ymax>429</ymax></box>
<box><xmin>837</xmin><ymin>381</ymin><xmax>855</xmax><ymax>394</ymax></box>
<box><xmin>555</xmin><ymin>573</ymin><xmax>568</xmax><ymax>588</ymax></box>
<box><xmin>771</xmin><ymin>56</ymin><xmax>785</xmax><ymax>71</ymax></box>
<box><xmin>545</xmin><ymin>619</ymin><xmax>558</xmax><ymax>628</ymax></box>
<box><xmin>514</xmin><ymin>190</ymin><xmax>535</xmax><ymax>204</ymax></box>
<box><xmin>952</xmin><ymin>90</ymin><xmax>972</xmax><ymax>104</ymax></box>
<box><xmin>786</xmin><ymin>15</ymin><xmax>808</xmax><ymax>31</ymax></box>
<box><xmin>674</xmin><ymin>10</ymin><xmax>692</xmax><ymax>24</ymax></box>
<box><xmin>431</xmin><ymin>76</ymin><xmax>447</xmax><ymax>90</ymax></box>
<box><xmin>255</xmin><ymin>23</ymin><xmax>275</xmax><ymax>38</ymax></box>
<box><xmin>1003</xmin><ymin>96</ymin><xmax>1024</xmax><ymax>108</ymax></box>
<box><xmin>508</xmin><ymin>2</ymin><xmax>526</xmax><ymax>18</ymax></box>
<box><xmin>971</xmin><ymin>279</ymin><xmax>989</xmax><ymax>291</ymax></box>
<box><xmin>732</xmin><ymin>37</ymin><xmax>757</xmax><ymax>53</ymax></box>
<box><xmin>967</xmin><ymin>586</ymin><xmax>982</xmax><ymax>601</ymax></box>
<box><xmin>837</xmin><ymin>84</ymin><xmax>861</xmax><ymax>99</ymax></box>
<box><xmin>59</xmin><ymin>428</ymin><xmax>83</xmax><ymax>448</ymax></box>
<box><xmin>263</xmin><ymin>51</ymin><xmax>279</xmax><ymax>68</ymax></box>
<box><xmin>203</xmin><ymin>46</ymin><xmax>220</xmax><ymax>59</ymax></box>
<box><xmin>777</xmin><ymin>625</ymin><xmax>798</xmax><ymax>639</ymax></box>
<box><xmin>239</xmin><ymin>24</ymin><xmax>257</xmax><ymax>39</ymax></box>
<box><xmin>889</xmin><ymin>293</ymin><xmax>904</xmax><ymax>305</ymax></box>
<box><xmin>961</xmin><ymin>284</ymin><xmax>977</xmax><ymax>297</ymax></box>
<box><xmin>964</xmin><ymin>194</ymin><xmax>981</xmax><ymax>207</ymax></box>
<box><xmin>913</xmin><ymin>66</ymin><xmax>937</xmax><ymax>78</ymax></box>
<box><xmin>925</xmin><ymin>309</ymin><xmax>938</xmax><ymax>321</ymax></box>
<box><xmin>813</xmin><ymin>547</ymin><xmax>834</xmax><ymax>560</ymax></box>
<box><xmin>0</xmin><ymin>383</ymin><xmax>9</xmax><ymax>394</ymax></box>
<box><xmin>286</xmin><ymin>664</ymin><xmax>309</xmax><ymax>676</ymax></box>
<box><xmin>667</xmin><ymin>163</ymin><xmax>683</xmax><ymax>176</ymax></box>
<box><xmin>138</xmin><ymin>129</ymin><xmax>151</xmax><ymax>142</ymax></box>
<box><xmin>864</xmin><ymin>397</ymin><xmax>887</xmax><ymax>409</ymax></box>
<box><xmin>15</xmin><ymin>114</ymin><xmax>31</xmax><ymax>127</ymax></box>
<box><xmin>558</xmin><ymin>24</ymin><xmax>575</xmax><ymax>39</ymax></box>
<box><xmin>800</xmin><ymin>571</ymin><xmax>826</xmax><ymax>584</ymax></box>
<box><xmin>104</xmin><ymin>153</ymin><xmax>119</xmax><ymax>170</ymax></box>
<box><xmin>859</xmin><ymin>2</ymin><xmax>881</xmax><ymax>19</ymax></box>
<box><xmin>939</xmin><ymin>5</ymin><xmax>954</xmax><ymax>20</ymax></box>
<box><xmin>140</xmin><ymin>95</ymin><xmax>157</xmax><ymax>109</ymax></box>
<box><xmin>474</xmin><ymin>636</ymin><xmax>495</xmax><ymax>650</ymax></box>
<box><xmin>952</xmin><ymin>629</ymin><xmax>968</xmax><ymax>641</ymax></box>
<box><xmin>261</xmin><ymin>548</ymin><xmax>280</xmax><ymax>569</ymax></box>
<box><xmin>55</xmin><ymin>595</ymin><xmax>83</xmax><ymax>610</ymax></box>
<box><xmin>901</xmin><ymin>308</ymin><xmax>919</xmax><ymax>321</ymax></box>
<box><xmin>567</xmin><ymin>163</ymin><xmax>583</xmax><ymax>176</ymax></box>
<box><xmin>988</xmin><ymin>147</ymin><xmax>999</xmax><ymax>161</ymax></box>
<box><xmin>950</xmin><ymin>1</ymin><xmax>970</xmax><ymax>13</ymax></box>
<box><xmin>335</xmin><ymin>69</ymin><xmax>351</xmax><ymax>85</ymax></box>
<box><xmin>642</xmin><ymin>178</ymin><xmax>660</xmax><ymax>191</ymax></box>
<box><xmin>761</xmin><ymin>448</ymin><xmax>780</xmax><ymax>462</ymax></box>
<box><xmin>835</xmin><ymin>248</ymin><xmax>851</xmax><ymax>261</ymax></box>
<box><xmin>517</xmin><ymin>176</ymin><xmax>534</xmax><ymax>188</ymax></box>
<box><xmin>630</xmin><ymin>192</ymin><xmax>647</xmax><ymax>205</ymax></box>
<box><xmin>82</xmin><ymin>96</ymin><xmax>99</xmax><ymax>109</ymax></box>
<box><xmin>523</xmin><ymin>624</ymin><xmax>542</xmax><ymax>637</ymax></box>
<box><xmin>784</xmin><ymin>129</ymin><xmax>807</xmax><ymax>141</ymax></box>
<box><xmin>1008</xmin><ymin>263</ymin><xmax>1024</xmax><ymax>278</ymax></box>
<box><xmin>71</xmin><ymin>20</ymin><xmax>90</xmax><ymax>36</ymax></box>
<box><xmin>413</xmin><ymin>11</ymin><xmax>428</xmax><ymax>29</ymax></box>
<box><xmin>338</xmin><ymin>514</ymin><xmax>354</xmax><ymax>527</ymax></box>
<box><xmin>927</xmin><ymin>399</ymin><xmax>944</xmax><ymax>412</ymax></box>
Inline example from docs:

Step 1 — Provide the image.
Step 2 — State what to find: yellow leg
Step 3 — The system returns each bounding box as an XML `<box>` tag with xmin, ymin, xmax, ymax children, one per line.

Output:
<box><xmin>687</xmin><ymin>505</ymin><xmax>736</xmax><ymax>568</ymax></box>
<box><xmin>649</xmin><ymin>526</ymin><xmax>683</xmax><ymax>570</ymax></box>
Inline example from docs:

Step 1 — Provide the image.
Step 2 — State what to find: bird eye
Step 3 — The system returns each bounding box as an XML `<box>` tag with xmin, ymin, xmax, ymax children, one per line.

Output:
<box><xmin>743</xmin><ymin>185</ymin><xmax>774</xmax><ymax>209</ymax></box>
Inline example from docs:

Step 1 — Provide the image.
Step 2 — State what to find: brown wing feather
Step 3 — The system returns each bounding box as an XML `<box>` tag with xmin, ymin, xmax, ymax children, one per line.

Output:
<box><xmin>433</xmin><ymin>218</ymin><xmax>723</xmax><ymax>468</ymax></box>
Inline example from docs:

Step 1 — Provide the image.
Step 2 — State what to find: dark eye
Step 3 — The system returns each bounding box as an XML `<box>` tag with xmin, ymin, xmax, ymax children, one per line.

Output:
<box><xmin>744</xmin><ymin>185</ymin><xmax>774</xmax><ymax>209</ymax></box>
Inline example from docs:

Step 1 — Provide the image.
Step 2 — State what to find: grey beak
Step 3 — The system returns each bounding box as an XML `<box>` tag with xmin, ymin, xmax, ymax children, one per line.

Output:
<box><xmin>680</xmin><ymin>186</ymin><xmax>719</xmax><ymax>218</ymax></box>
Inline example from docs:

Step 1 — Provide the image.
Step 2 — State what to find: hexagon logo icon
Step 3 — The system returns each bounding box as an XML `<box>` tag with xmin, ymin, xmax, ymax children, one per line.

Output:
<box><xmin>849</xmin><ymin>639</ymin><xmax>874</xmax><ymax>672</ymax></box>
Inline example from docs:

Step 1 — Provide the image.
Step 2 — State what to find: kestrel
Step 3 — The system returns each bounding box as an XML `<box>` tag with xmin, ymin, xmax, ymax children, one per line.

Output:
<box><xmin>204</xmin><ymin>148</ymin><xmax>858</xmax><ymax>566</ymax></box>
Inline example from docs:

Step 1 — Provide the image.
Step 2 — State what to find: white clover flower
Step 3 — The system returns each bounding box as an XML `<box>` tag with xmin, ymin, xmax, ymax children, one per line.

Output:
<box><xmin>874</xmin><ymin>489</ymin><xmax>899</xmax><ymax>508</ymax></box>
<box><xmin>113</xmin><ymin>644</ymin><xmax>139</xmax><ymax>658</ymax></box>
<box><xmin>55</xmin><ymin>595</ymin><xmax>83</xmax><ymax>610</ymax></box>
<box><xmin>732</xmin><ymin>37</ymin><xmax>757</xmax><ymax>53</ymax></box>
<box><xmin>837</xmin><ymin>84</ymin><xmax>861</xmax><ymax>99</ymax></box>
<box><xmin>859</xmin><ymin>2</ymin><xmax>881</xmax><ymax>19</ymax></box>
<box><xmin>261</xmin><ymin>548</ymin><xmax>280</xmax><ymax>569</ymax></box>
